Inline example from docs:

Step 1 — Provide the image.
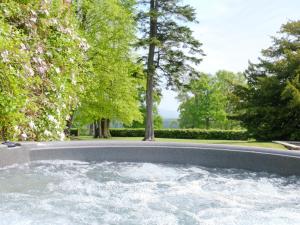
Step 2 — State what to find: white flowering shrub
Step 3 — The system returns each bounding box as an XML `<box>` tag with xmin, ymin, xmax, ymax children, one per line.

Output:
<box><xmin>0</xmin><ymin>16</ymin><xmax>29</xmax><ymax>140</ymax></box>
<box><xmin>0</xmin><ymin>0</ymin><xmax>89</xmax><ymax>141</ymax></box>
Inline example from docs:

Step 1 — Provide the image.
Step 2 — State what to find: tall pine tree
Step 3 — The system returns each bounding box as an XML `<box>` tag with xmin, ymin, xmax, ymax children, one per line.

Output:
<box><xmin>136</xmin><ymin>0</ymin><xmax>204</xmax><ymax>140</ymax></box>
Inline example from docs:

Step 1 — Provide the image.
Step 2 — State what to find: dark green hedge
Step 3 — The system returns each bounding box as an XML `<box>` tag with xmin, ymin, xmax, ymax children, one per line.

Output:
<box><xmin>70</xmin><ymin>128</ymin><xmax>79</xmax><ymax>136</ymax></box>
<box><xmin>110</xmin><ymin>128</ymin><xmax>248</xmax><ymax>140</ymax></box>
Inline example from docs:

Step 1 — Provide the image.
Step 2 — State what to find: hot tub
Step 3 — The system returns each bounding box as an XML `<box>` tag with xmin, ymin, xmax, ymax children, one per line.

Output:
<box><xmin>0</xmin><ymin>141</ymin><xmax>300</xmax><ymax>224</ymax></box>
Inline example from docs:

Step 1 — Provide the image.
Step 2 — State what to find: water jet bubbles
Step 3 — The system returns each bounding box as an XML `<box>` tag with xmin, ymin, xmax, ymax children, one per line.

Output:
<box><xmin>0</xmin><ymin>161</ymin><xmax>300</xmax><ymax>225</ymax></box>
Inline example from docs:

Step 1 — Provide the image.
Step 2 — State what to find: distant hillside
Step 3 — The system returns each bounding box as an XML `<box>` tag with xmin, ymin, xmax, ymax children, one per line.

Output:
<box><xmin>163</xmin><ymin>118</ymin><xmax>179</xmax><ymax>128</ymax></box>
<box><xmin>110</xmin><ymin>118</ymin><xmax>180</xmax><ymax>129</ymax></box>
<box><xmin>159</xmin><ymin>109</ymin><xmax>179</xmax><ymax>119</ymax></box>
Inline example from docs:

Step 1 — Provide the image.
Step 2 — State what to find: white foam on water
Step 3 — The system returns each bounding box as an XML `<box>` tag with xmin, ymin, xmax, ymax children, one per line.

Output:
<box><xmin>0</xmin><ymin>160</ymin><xmax>300</xmax><ymax>225</ymax></box>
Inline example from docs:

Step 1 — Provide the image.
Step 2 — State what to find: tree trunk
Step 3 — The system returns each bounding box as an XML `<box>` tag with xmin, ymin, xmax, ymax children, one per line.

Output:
<box><xmin>97</xmin><ymin>119</ymin><xmax>102</xmax><ymax>138</ymax></box>
<box><xmin>144</xmin><ymin>0</ymin><xmax>158</xmax><ymax>141</ymax></box>
<box><xmin>101</xmin><ymin>118</ymin><xmax>111</xmax><ymax>138</ymax></box>
<box><xmin>1</xmin><ymin>126</ymin><xmax>6</xmax><ymax>141</ymax></box>
<box><xmin>93</xmin><ymin>120</ymin><xmax>100</xmax><ymax>138</ymax></box>
<box><xmin>100</xmin><ymin>118</ymin><xmax>105</xmax><ymax>138</ymax></box>
<box><xmin>89</xmin><ymin>123</ymin><xmax>94</xmax><ymax>136</ymax></box>
<box><xmin>205</xmin><ymin>118</ymin><xmax>210</xmax><ymax>130</ymax></box>
<box><xmin>105</xmin><ymin>119</ymin><xmax>111</xmax><ymax>138</ymax></box>
<box><xmin>64</xmin><ymin>112</ymin><xmax>74</xmax><ymax>138</ymax></box>
<box><xmin>93</xmin><ymin>120</ymin><xmax>97</xmax><ymax>138</ymax></box>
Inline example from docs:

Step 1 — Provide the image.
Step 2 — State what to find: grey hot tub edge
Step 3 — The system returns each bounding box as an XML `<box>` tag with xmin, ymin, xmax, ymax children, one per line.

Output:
<box><xmin>1</xmin><ymin>141</ymin><xmax>300</xmax><ymax>176</ymax></box>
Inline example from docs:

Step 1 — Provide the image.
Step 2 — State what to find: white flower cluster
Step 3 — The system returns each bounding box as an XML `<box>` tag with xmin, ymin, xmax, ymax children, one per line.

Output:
<box><xmin>58</xmin><ymin>26</ymin><xmax>73</xmax><ymax>35</ymax></box>
<box><xmin>48</xmin><ymin>114</ymin><xmax>59</xmax><ymax>124</ymax></box>
<box><xmin>58</xmin><ymin>131</ymin><xmax>65</xmax><ymax>141</ymax></box>
<box><xmin>49</xmin><ymin>18</ymin><xmax>58</xmax><ymax>26</ymax></box>
<box><xmin>21</xmin><ymin>133</ymin><xmax>28</xmax><ymax>140</ymax></box>
<box><xmin>79</xmin><ymin>40</ymin><xmax>90</xmax><ymax>51</ymax></box>
<box><xmin>20</xmin><ymin>43</ymin><xmax>28</xmax><ymax>51</ymax></box>
<box><xmin>71</xmin><ymin>73</ymin><xmax>77</xmax><ymax>85</ymax></box>
<box><xmin>1</xmin><ymin>50</ymin><xmax>9</xmax><ymax>63</ymax></box>
<box><xmin>36</xmin><ymin>45</ymin><xmax>44</xmax><ymax>54</ymax></box>
<box><xmin>44</xmin><ymin>130</ymin><xmax>52</xmax><ymax>136</ymax></box>
<box><xmin>32</xmin><ymin>56</ymin><xmax>48</xmax><ymax>75</ymax></box>
<box><xmin>14</xmin><ymin>125</ymin><xmax>20</xmax><ymax>132</ymax></box>
<box><xmin>29</xmin><ymin>121</ymin><xmax>36</xmax><ymax>130</ymax></box>
<box><xmin>28</xmin><ymin>10</ymin><xmax>38</xmax><ymax>26</ymax></box>
<box><xmin>39</xmin><ymin>9</ymin><xmax>49</xmax><ymax>17</ymax></box>
<box><xmin>55</xmin><ymin>67</ymin><xmax>61</xmax><ymax>74</ymax></box>
<box><xmin>24</xmin><ymin>64</ymin><xmax>34</xmax><ymax>77</ymax></box>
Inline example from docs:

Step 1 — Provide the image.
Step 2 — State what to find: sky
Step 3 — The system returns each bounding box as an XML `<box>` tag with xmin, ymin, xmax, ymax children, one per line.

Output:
<box><xmin>158</xmin><ymin>0</ymin><xmax>300</xmax><ymax>118</ymax></box>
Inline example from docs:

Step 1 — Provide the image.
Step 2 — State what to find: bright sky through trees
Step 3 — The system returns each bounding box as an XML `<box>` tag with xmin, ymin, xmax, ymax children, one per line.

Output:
<box><xmin>159</xmin><ymin>0</ymin><xmax>300</xmax><ymax>118</ymax></box>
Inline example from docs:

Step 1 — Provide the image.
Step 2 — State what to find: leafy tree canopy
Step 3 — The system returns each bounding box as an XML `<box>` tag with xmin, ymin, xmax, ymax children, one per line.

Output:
<box><xmin>178</xmin><ymin>71</ymin><xmax>245</xmax><ymax>129</ymax></box>
<box><xmin>73</xmin><ymin>0</ymin><xmax>143</xmax><ymax>129</ymax></box>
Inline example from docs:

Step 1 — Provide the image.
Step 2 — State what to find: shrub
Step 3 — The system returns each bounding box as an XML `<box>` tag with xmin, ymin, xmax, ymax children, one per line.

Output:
<box><xmin>70</xmin><ymin>128</ymin><xmax>79</xmax><ymax>137</ymax></box>
<box><xmin>110</xmin><ymin>128</ymin><xmax>248</xmax><ymax>140</ymax></box>
<box><xmin>0</xmin><ymin>1</ymin><xmax>89</xmax><ymax>141</ymax></box>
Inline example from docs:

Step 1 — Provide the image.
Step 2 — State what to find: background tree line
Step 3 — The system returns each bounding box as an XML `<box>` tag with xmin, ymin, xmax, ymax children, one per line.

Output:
<box><xmin>178</xmin><ymin>70</ymin><xmax>245</xmax><ymax>130</ymax></box>
<box><xmin>177</xmin><ymin>21</ymin><xmax>300</xmax><ymax>141</ymax></box>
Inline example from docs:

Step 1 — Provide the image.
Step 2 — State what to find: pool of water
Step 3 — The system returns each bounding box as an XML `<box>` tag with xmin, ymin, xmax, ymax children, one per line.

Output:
<box><xmin>0</xmin><ymin>160</ymin><xmax>300</xmax><ymax>225</ymax></box>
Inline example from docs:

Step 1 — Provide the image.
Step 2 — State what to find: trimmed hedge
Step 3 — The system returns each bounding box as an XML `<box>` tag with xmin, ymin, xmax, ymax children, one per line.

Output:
<box><xmin>110</xmin><ymin>128</ymin><xmax>248</xmax><ymax>140</ymax></box>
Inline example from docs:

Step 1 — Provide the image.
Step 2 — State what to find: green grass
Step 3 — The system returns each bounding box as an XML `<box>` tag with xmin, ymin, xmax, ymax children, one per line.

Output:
<box><xmin>71</xmin><ymin>136</ymin><xmax>286</xmax><ymax>150</ymax></box>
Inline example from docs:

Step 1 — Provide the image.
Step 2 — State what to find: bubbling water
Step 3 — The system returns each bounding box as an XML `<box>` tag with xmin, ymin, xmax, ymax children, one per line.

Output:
<box><xmin>0</xmin><ymin>160</ymin><xmax>300</xmax><ymax>225</ymax></box>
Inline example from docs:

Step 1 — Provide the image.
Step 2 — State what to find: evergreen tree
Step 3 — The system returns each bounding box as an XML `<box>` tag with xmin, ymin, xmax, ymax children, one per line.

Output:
<box><xmin>235</xmin><ymin>21</ymin><xmax>300</xmax><ymax>140</ymax></box>
<box><xmin>136</xmin><ymin>0</ymin><xmax>204</xmax><ymax>140</ymax></box>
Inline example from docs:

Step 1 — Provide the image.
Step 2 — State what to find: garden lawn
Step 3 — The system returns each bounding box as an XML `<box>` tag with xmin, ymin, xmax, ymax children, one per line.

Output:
<box><xmin>71</xmin><ymin>136</ymin><xmax>286</xmax><ymax>150</ymax></box>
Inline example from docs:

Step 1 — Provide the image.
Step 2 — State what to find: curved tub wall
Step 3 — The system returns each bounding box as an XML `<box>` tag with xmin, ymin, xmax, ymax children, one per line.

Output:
<box><xmin>29</xmin><ymin>145</ymin><xmax>300</xmax><ymax>176</ymax></box>
<box><xmin>0</xmin><ymin>146</ymin><xmax>30</xmax><ymax>167</ymax></box>
<box><xmin>1</xmin><ymin>141</ymin><xmax>300</xmax><ymax>176</ymax></box>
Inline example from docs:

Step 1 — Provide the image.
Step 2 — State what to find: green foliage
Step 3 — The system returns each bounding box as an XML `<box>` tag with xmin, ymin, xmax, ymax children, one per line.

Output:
<box><xmin>0</xmin><ymin>0</ymin><xmax>145</xmax><ymax>141</ymax></box>
<box><xmin>74</xmin><ymin>0</ymin><xmax>143</xmax><ymax>127</ymax></box>
<box><xmin>0</xmin><ymin>18</ymin><xmax>28</xmax><ymax>139</ymax></box>
<box><xmin>110</xmin><ymin>128</ymin><xmax>248</xmax><ymax>140</ymax></box>
<box><xmin>128</xmin><ymin>107</ymin><xmax>163</xmax><ymax>129</ymax></box>
<box><xmin>136</xmin><ymin>0</ymin><xmax>204</xmax><ymax>88</ymax></box>
<box><xmin>235</xmin><ymin>21</ymin><xmax>300</xmax><ymax>140</ymax></box>
<box><xmin>0</xmin><ymin>0</ymin><xmax>88</xmax><ymax>140</ymax></box>
<box><xmin>127</xmin><ymin>90</ymin><xmax>163</xmax><ymax>129</ymax></box>
<box><xmin>70</xmin><ymin>128</ymin><xmax>79</xmax><ymax>136</ymax></box>
<box><xmin>136</xmin><ymin>0</ymin><xmax>204</xmax><ymax>140</ymax></box>
<box><xmin>179</xmin><ymin>71</ymin><xmax>244</xmax><ymax>129</ymax></box>
<box><xmin>179</xmin><ymin>73</ymin><xmax>226</xmax><ymax>129</ymax></box>
<box><xmin>163</xmin><ymin>119</ymin><xmax>179</xmax><ymax>128</ymax></box>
